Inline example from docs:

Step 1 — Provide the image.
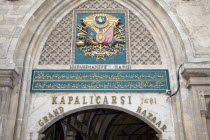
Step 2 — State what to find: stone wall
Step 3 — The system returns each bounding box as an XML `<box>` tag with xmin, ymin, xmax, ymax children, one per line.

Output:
<box><xmin>0</xmin><ymin>0</ymin><xmax>210</xmax><ymax>63</ymax></box>
<box><xmin>0</xmin><ymin>0</ymin><xmax>37</xmax><ymax>61</ymax></box>
<box><xmin>167</xmin><ymin>0</ymin><xmax>210</xmax><ymax>58</ymax></box>
<box><xmin>0</xmin><ymin>69</ymin><xmax>18</xmax><ymax>140</ymax></box>
<box><xmin>0</xmin><ymin>0</ymin><xmax>210</xmax><ymax>140</ymax></box>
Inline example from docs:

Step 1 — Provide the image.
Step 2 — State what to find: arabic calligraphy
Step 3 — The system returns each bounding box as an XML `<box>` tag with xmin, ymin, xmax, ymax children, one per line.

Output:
<box><xmin>34</xmin><ymin>72</ymin><xmax>166</xmax><ymax>80</ymax></box>
<box><xmin>31</xmin><ymin>70</ymin><xmax>170</xmax><ymax>92</ymax></box>
<box><xmin>33</xmin><ymin>81</ymin><xmax>166</xmax><ymax>90</ymax></box>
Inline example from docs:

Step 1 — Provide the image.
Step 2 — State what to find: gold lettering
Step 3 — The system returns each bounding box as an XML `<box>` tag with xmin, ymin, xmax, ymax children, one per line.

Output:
<box><xmin>151</xmin><ymin>117</ymin><xmax>157</xmax><ymax>123</ymax></box>
<box><xmin>53</xmin><ymin>109</ymin><xmax>59</xmax><ymax>116</ymax></box>
<box><xmin>141</xmin><ymin>110</ymin><xmax>147</xmax><ymax>117</ymax></box>
<box><xmin>68</xmin><ymin>96</ymin><xmax>73</xmax><ymax>104</ymax></box>
<box><xmin>43</xmin><ymin>116</ymin><xmax>49</xmax><ymax>123</ymax></box>
<box><xmin>121</xmin><ymin>96</ymin><xmax>125</xmax><ymax>105</ymax></box>
<box><xmin>60</xmin><ymin>96</ymin><xmax>65</xmax><ymax>104</ymax></box>
<box><xmin>128</xmin><ymin>96</ymin><xmax>132</xmax><ymax>104</ymax></box>
<box><xmin>38</xmin><ymin>107</ymin><xmax>65</xmax><ymax>128</ymax></box>
<box><xmin>52</xmin><ymin>97</ymin><xmax>57</xmax><ymax>104</ymax></box>
<box><xmin>38</xmin><ymin>120</ymin><xmax>44</xmax><ymax>126</ymax></box>
<box><xmin>136</xmin><ymin>106</ymin><xmax>142</xmax><ymax>113</ymax></box>
<box><xmin>135</xmin><ymin>106</ymin><xmax>165</xmax><ymax>131</ymax></box>
<box><xmin>103</xmin><ymin>96</ymin><xmax>108</xmax><ymax>104</ymax></box>
<box><xmin>83</xmin><ymin>96</ymin><xmax>87</xmax><ymax>104</ymax></box>
<box><xmin>161</xmin><ymin>125</ymin><xmax>167</xmax><ymax>132</ymax></box>
<box><xmin>112</xmin><ymin>96</ymin><xmax>117</xmax><ymax>104</ymax></box>
<box><xmin>156</xmin><ymin>121</ymin><xmax>161</xmax><ymax>127</ymax></box>
<box><xmin>147</xmin><ymin>113</ymin><xmax>153</xmax><ymax>120</ymax></box>
<box><xmin>74</xmin><ymin>96</ymin><xmax>80</xmax><ymax>104</ymax></box>
<box><xmin>96</xmin><ymin>96</ymin><xmax>101</xmax><ymax>104</ymax></box>
<box><xmin>59</xmin><ymin>107</ymin><xmax>64</xmax><ymax>113</ymax></box>
<box><xmin>49</xmin><ymin>113</ymin><xmax>54</xmax><ymax>120</ymax></box>
<box><xmin>90</xmin><ymin>96</ymin><xmax>93</xmax><ymax>104</ymax></box>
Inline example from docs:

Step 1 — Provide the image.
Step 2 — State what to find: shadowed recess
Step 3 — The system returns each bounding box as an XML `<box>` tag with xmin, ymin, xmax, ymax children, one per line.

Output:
<box><xmin>41</xmin><ymin>108</ymin><xmax>159</xmax><ymax>140</ymax></box>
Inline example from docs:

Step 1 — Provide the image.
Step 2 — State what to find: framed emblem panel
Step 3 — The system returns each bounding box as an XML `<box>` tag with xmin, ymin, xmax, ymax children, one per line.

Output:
<box><xmin>72</xmin><ymin>10</ymin><xmax>130</xmax><ymax>64</ymax></box>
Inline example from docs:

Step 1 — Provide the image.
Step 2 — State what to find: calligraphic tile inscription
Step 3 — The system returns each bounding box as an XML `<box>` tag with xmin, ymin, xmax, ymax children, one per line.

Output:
<box><xmin>31</xmin><ymin>70</ymin><xmax>170</xmax><ymax>92</ymax></box>
<box><xmin>75</xmin><ymin>12</ymin><xmax>127</xmax><ymax>64</ymax></box>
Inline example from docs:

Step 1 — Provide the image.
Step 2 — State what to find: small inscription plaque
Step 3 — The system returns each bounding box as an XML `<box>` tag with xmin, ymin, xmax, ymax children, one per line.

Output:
<box><xmin>31</xmin><ymin>70</ymin><xmax>170</xmax><ymax>92</ymax></box>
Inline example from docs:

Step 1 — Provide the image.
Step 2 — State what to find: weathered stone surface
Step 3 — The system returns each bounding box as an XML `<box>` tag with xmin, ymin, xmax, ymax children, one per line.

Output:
<box><xmin>182</xmin><ymin>62</ymin><xmax>210</xmax><ymax>88</ymax></box>
<box><xmin>0</xmin><ymin>0</ymin><xmax>210</xmax><ymax>140</ymax></box>
<box><xmin>167</xmin><ymin>0</ymin><xmax>210</xmax><ymax>58</ymax></box>
<box><xmin>0</xmin><ymin>69</ymin><xmax>18</xmax><ymax>88</ymax></box>
<box><xmin>0</xmin><ymin>0</ymin><xmax>37</xmax><ymax>60</ymax></box>
<box><xmin>0</xmin><ymin>68</ymin><xmax>18</xmax><ymax>140</ymax></box>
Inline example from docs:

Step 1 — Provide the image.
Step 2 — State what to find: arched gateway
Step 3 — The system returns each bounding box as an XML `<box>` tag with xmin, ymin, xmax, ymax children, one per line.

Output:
<box><xmin>5</xmin><ymin>0</ymin><xmax>207</xmax><ymax>140</ymax></box>
<box><xmin>13</xmin><ymin>0</ymin><xmax>179</xmax><ymax>140</ymax></box>
<box><xmin>40</xmin><ymin>107</ymin><xmax>160</xmax><ymax>140</ymax></box>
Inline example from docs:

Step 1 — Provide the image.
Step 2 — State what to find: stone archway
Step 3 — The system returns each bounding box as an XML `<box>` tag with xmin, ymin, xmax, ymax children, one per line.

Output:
<box><xmin>10</xmin><ymin>0</ymin><xmax>192</xmax><ymax>140</ymax></box>
<box><xmin>40</xmin><ymin>108</ymin><xmax>159</xmax><ymax>140</ymax></box>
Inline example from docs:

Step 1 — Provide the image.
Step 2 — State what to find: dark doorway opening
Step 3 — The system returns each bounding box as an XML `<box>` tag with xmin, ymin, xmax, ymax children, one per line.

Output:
<box><xmin>41</xmin><ymin>108</ymin><xmax>159</xmax><ymax>140</ymax></box>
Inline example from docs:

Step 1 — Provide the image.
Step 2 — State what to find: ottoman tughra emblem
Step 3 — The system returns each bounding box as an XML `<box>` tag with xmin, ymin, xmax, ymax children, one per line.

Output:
<box><xmin>76</xmin><ymin>14</ymin><xmax>125</xmax><ymax>60</ymax></box>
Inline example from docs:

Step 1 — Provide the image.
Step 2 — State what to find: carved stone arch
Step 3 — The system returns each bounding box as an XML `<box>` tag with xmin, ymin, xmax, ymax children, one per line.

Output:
<box><xmin>37</xmin><ymin>0</ymin><xmax>163</xmax><ymax>66</ymax></box>
<box><xmin>12</xmin><ymin>0</ymin><xmax>192</xmax><ymax>70</ymax></box>
<box><xmin>11</xmin><ymin>0</ymin><xmax>194</xmax><ymax>140</ymax></box>
<box><xmin>38</xmin><ymin>105</ymin><xmax>163</xmax><ymax>139</ymax></box>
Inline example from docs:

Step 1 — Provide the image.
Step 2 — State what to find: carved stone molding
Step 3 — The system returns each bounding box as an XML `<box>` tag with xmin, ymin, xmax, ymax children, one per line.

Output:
<box><xmin>0</xmin><ymin>68</ymin><xmax>19</xmax><ymax>89</ymax></box>
<box><xmin>206</xmin><ymin>101</ymin><xmax>210</xmax><ymax>119</ymax></box>
<box><xmin>182</xmin><ymin>62</ymin><xmax>210</xmax><ymax>88</ymax></box>
<box><xmin>200</xmin><ymin>101</ymin><xmax>210</xmax><ymax>119</ymax></box>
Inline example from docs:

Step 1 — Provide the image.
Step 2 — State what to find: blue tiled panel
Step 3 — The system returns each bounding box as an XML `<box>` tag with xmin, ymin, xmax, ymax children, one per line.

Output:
<box><xmin>31</xmin><ymin>70</ymin><xmax>170</xmax><ymax>92</ymax></box>
<box><xmin>75</xmin><ymin>13</ymin><xmax>126</xmax><ymax>64</ymax></box>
